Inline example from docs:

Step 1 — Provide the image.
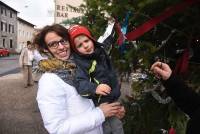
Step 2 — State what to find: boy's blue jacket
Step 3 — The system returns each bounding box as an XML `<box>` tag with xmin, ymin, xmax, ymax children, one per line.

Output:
<box><xmin>73</xmin><ymin>42</ymin><xmax>121</xmax><ymax>105</ymax></box>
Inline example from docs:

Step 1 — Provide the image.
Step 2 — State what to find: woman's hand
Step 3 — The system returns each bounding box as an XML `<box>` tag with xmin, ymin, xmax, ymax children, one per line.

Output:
<box><xmin>115</xmin><ymin>106</ymin><xmax>125</xmax><ymax>119</ymax></box>
<box><xmin>151</xmin><ymin>61</ymin><xmax>172</xmax><ymax>80</ymax></box>
<box><xmin>99</xmin><ymin>102</ymin><xmax>121</xmax><ymax>118</ymax></box>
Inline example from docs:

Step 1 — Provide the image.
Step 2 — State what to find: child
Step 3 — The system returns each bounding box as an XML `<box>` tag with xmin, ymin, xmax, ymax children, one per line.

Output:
<box><xmin>69</xmin><ymin>24</ymin><xmax>124</xmax><ymax>134</ymax></box>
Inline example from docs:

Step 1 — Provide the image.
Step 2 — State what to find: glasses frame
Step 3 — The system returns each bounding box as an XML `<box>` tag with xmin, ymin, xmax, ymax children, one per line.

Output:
<box><xmin>47</xmin><ymin>39</ymin><xmax>69</xmax><ymax>49</ymax></box>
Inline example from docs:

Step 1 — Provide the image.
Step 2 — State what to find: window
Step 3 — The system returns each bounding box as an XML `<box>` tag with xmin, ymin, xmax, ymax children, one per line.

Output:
<box><xmin>18</xmin><ymin>29</ymin><xmax>21</xmax><ymax>36</ymax></box>
<box><xmin>12</xmin><ymin>25</ymin><xmax>14</xmax><ymax>33</ymax></box>
<box><xmin>5</xmin><ymin>23</ymin><xmax>7</xmax><ymax>32</ymax></box>
<box><xmin>10</xmin><ymin>11</ymin><xmax>12</xmax><ymax>18</ymax></box>
<box><xmin>3</xmin><ymin>39</ymin><xmax>5</xmax><ymax>47</ymax></box>
<box><xmin>10</xmin><ymin>39</ymin><xmax>13</xmax><ymax>48</ymax></box>
<box><xmin>1</xmin><ymin>8</ymin><xmax>3</xmax><ymax>14</ymax></box>
<box><xmin>0</xmin><ymin>21</ymin><xmax>6</xmax><ymax>32</ymax></box>
<box><xmin>1</xmin><ymin>21</ymin><xmax>3</xmax><ymax>31</ymax></box>
<box><xmin>9</xmin><ymin>24</ymin><xmax>11</xmax><ymax>33</ymax></box>
<box><xmin>5</xmin><ymin>9</ymin><xmax>7</xmax><ymax>16</ymax></box>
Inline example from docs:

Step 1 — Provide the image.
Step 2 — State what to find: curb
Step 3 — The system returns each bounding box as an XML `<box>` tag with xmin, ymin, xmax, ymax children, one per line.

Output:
<box><xmin>0</xmin><ymin>73</ymin><xmax>22</xmax><ymax>80</ymax></box>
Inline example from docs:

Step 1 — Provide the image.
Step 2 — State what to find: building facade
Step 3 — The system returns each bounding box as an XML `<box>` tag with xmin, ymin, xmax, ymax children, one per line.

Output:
<box><xmin>0</xmin><ymin>1</ymin><xmax>18</xmax><ymax>52</ymax></box>
<box><xmin>54</xmin><ymin>0</ymin><xmax>84</xmax><ymax>24</ymax></box>
<box><xmin>17</xmin><ymin>17</ymin><xmax>35</xmax><ymax>52</ymax></box>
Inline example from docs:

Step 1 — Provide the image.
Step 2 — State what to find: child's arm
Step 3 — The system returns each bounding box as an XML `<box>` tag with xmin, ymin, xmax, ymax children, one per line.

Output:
<box><xmin>75</xmin><ymin>66</ymin><xmax>98</xmax><ymax>98</ymax></box>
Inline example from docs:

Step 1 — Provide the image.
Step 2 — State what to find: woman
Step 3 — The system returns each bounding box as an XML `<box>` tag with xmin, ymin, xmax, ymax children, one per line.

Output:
<box><xmin>35</xmin><ymin>24</ymin><xmax>124</xmax><ymax>134</ymax></box>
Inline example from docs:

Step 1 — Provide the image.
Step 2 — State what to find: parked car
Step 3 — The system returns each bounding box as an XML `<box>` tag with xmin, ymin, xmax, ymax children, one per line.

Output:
<box><xmin>0</xmin><ymin>47</ymin><xmax>10</xmax><ymax>57</ymax></box>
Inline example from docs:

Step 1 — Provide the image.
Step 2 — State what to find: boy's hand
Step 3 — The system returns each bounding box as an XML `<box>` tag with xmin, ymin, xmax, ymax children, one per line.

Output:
<box><xmin>96</xmin><ymin>84</ymin><xmax>111</xmax><ymax>96</ymax></box>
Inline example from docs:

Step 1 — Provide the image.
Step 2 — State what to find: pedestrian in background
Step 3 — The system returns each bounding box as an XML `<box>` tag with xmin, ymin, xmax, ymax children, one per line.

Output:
<box><xmin>32</xmin><ymin>36</ymin><xmax>48</xmax><ymax>83</ymax></box>
<box><xmin>19</xmin><ymin>41</ymin><xmax>34</xmax><ymax>88</ymax></box>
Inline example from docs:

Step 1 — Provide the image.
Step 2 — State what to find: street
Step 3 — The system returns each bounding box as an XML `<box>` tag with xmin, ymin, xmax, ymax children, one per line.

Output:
<box><xmin>0</xmin><ymin>55</ymin><xmax>20</xmax><ymax>77</ymax></box>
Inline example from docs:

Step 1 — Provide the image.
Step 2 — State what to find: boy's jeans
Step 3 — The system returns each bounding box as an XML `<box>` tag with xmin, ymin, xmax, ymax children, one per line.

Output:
<box><xmin>102</xmin><ymin>116</ymin><xmax>124</xmax><ymax>134</ymax></box>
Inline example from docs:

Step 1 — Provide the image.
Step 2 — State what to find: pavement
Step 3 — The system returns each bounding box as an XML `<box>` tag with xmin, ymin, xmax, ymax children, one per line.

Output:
<box><xmin>0</xmin><ymin>72</ymin><xmax>132</xmax><ymax>134</ymax></box>
<box><xmin>0</xmin><ymin>73</ymin><xmax>48</xmax><ymax>134</ymax></box>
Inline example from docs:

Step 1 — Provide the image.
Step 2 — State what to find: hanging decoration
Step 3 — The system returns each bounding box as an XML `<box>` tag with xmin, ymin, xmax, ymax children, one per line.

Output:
<box><xmin>97</xmin><ymin>21</ymin><xmax>115</xmax><ymax>44</ymax></box>
<box><xmin>97</xmin><ymin>21</ymin><xmax>115</xmax><ymax>54</ymax></box>
<box><xmin>142</xmin><ymin>82</ymin><xmax>172</xmax><ymax>104</ymax></box>
<box><xmin>118</xmin><ymin>11</ymin><xmax>131</xmax><ymax>54</ymax></box>
<box><xmin>174</xmin><ymin>47</ymin><xmax>190</xmax><ymax>75</ymax></box>
<box><xmin>114</xmin><ymin>20</ymin><xmax>126</xmax><ymax>46</ymax></box>
<box><xmin>169</xmin><ymin>127</ymin><xmax>176</xmax><ymax>134</ymax></box>
<box><xmin>125</xmin><ymin>0</ymin><xmax>199</xmax><ymax>41</ymax></box>
<box><xmin>158</xmin><ymin>29</ymin><xmax>177</xmax><ymax>50</ymax></box>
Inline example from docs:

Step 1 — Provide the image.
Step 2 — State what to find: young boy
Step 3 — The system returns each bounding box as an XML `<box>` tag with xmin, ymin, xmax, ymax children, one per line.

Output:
<box><xmin>69</xmin><ymin>24</ymin><xmax>124</xmax><ymax>134</ymax></box>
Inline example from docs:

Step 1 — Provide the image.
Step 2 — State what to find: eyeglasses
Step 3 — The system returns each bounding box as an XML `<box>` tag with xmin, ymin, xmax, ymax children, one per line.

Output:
<box><xmin>47</xmin><ymin>39</ymin><xmax>69</xmax><ymax>49</ymax></box>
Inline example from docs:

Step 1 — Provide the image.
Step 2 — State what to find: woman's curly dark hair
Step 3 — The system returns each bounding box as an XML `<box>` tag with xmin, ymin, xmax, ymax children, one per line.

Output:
<box><xmin>33</xmin><ymin>24</ymin><xmax>70</xmax><ymax>52</ymax></box>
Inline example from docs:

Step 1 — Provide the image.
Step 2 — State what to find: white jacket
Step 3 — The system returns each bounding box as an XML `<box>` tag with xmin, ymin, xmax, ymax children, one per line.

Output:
<box><xmin>36</xmin><ymin>73</ymin><xmax>105</xmax><ymax>134</ymax></box>
<box><xmin>19</xmin><ymin>47</ymin><xmax>34</xmax><ymax>66</ymax></box>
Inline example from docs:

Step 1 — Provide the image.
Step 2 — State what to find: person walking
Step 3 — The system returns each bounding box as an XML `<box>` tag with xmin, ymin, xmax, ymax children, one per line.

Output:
<box><xmin>19</xmin><ymin>41</ymin><xmax>34</xmax><ymax>88</ymax></box>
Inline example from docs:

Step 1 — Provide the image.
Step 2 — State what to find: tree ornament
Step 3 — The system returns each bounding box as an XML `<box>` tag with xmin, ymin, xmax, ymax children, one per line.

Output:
<box><xmin>169</xmin><ymin>127</ymin><xmax>176</xmax><ymax>134</ymax></box>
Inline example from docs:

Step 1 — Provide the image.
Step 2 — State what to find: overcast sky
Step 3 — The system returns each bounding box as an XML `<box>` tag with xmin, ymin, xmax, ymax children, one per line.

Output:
<box><xmin>1</xmin><ymin>0</ymin><xmax>55</xmax><ymax>28</ymax></box>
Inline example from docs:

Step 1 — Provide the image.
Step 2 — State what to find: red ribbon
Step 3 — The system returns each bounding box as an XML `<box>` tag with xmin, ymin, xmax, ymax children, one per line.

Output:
<box><xmin>114</xmin><ymin>21</ymin><xmax>126</xmax><ymax>45</ymax></box>
<box><xmin>125</xmin><ymin>0</ymin><xmax>199</xmax><ymax>41</ymax></box>
<box><xmin>169</xmin><ymin>127</ymin><xmax>176</xmax><ymax>134</ymax></box>
<box><xmin>174</xmin><ymin>48</ymin><xmax>190</xmax><ymax>75</ymax></box>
